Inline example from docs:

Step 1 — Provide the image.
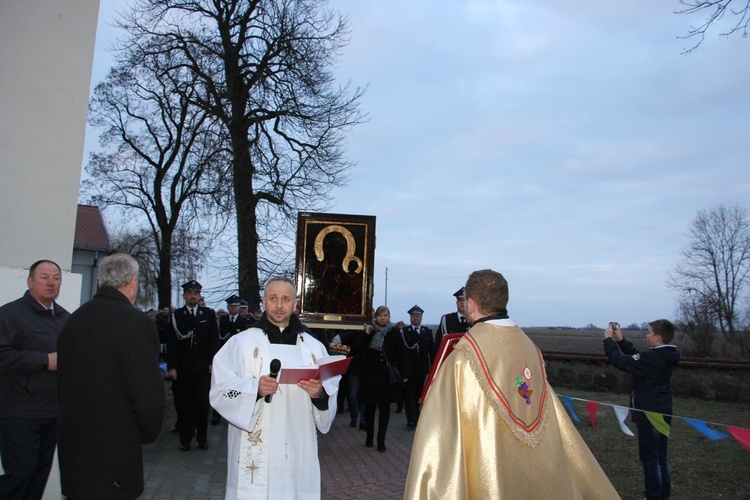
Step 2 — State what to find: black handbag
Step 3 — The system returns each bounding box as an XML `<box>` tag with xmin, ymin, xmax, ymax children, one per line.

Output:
<box><xmin>382</xmin><ymin>349</ymin><xmax>402</xmax><ymax>385</ymax></box>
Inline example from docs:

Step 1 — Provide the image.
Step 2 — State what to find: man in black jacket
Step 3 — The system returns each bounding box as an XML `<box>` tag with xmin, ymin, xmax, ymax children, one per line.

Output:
<box><xmin>212</xmin><ymin>294</ymin><xmax>252</xmax><ymax>425</ymax></box>
<box><xmin>434</xmin><ymin>287</ymin><xmax>469</xmax><ymax>347</ymax></box>
<box><xmin>401</xmin><ymin>305</ymin><xmax>434</xmax><ymax>428</ymax></box>
<box><xmin>166</xmin><ymin>279</ymin><xmax>219</xmax><ymax>451</ymax></box>
<box><xmin>218</xmin><ymin>295</ymin><xmax>253</xmax><ymax>346</ymax></box>
<box><xmin>604</xmin><ymin>319</ymin><xmax>680</xmax><ymax>500</ymax></box>
<box><xmin>57</xmin><ymin>253</ymin><xmax>165</xmax><ymax>499</ymax></box>
<box><xmin>0</xmin><ymin>260</ymin><xmax>69</xmax><ymax>500</ymax></box>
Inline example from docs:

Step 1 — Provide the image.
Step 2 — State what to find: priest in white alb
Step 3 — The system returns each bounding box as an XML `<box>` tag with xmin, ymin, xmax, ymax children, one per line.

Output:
<box><xmin>210</xmin><ymin>277</ymin><xmax>340</xmax><ymax>499</ymax></box>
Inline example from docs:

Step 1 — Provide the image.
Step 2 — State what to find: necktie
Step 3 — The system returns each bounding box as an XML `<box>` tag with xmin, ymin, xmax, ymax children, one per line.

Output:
<box><xmin>190</xmin><ymin>308</ymin><xmax>195</xmax><ymax>317</ymax></box>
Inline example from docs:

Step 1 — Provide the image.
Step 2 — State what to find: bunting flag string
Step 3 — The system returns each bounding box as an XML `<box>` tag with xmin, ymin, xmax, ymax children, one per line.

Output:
<box><xmin>558</xmin><ymin>394</ymin><xmax>749</xmax><ymax>452</ymax></box>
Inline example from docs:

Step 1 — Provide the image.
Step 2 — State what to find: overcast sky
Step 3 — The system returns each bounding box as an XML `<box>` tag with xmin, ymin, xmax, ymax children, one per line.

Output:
<box><xmin>86</xmin><ymin>1</ymin><xmax>749</xmax><ymax>328</ymax></box>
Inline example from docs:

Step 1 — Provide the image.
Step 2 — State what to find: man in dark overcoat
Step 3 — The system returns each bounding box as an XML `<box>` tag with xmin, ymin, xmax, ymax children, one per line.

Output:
<box><xmin>0</xmin><ymin>260</ymin><xmax>69</xmax><ymax>500</ymax></box>
<box><xmin>166</xmin><ymin>279</ymin><xmax>219</xmax><ymax>451</ymax></box>
<box><xmin>57</xmin><ymin>253</ymin><xmax>165</xmax><ymax>499</ymax></box>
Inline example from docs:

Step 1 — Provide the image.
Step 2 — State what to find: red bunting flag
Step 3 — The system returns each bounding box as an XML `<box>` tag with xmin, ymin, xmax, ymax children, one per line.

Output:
<box><xmin>727</xmin><ymin>426</ymin><xmax>750</xmax><ymax>452</ymax></box>
<box><xmin>586</xmin><ymin>401</ymin><xmax>600</xmax><ymax>429</ymax></box>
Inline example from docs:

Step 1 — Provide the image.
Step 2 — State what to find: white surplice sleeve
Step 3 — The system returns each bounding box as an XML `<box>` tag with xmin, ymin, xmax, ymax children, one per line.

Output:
<box><xmin>209</xmin><ymin>330</ymin><xmax>268</xmax><ymax>432</ymax></box>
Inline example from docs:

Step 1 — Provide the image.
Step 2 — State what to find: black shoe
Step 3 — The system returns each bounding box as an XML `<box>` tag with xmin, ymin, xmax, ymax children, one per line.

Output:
<box><xmin>170</xmin><ymin>425</ymin><xmax>179</xmax><ymax>434</ymax></box>
<box><xmin>210</xmin><ymin>416</ymin><xmax>220</xmax><ymax>426</ymax></box>
<box><xmin>350</xmin><ymin>420</ymin><xmax>357</xmax><ymax>427</ymax></box>
<box><xmin>365</xmin><ymin>438</ymin><xmax>373</xmax><ymax>448</ymax></box>
<box><xmin>407</xmin><ymin>422</ymin><xmax>416</xmax><ymax>429</ymax></box>
<box><xmin>359</xmin><ymin>422</ymin><xmax>366</xmax><ymax>431</ymax></box>
<box><xmin>198</xmin><ymin>442</ymin><xmax>208</xmax><ymax>450</ymax></box>
<box><xmin>179</xmin><ymin>443</ymin><xmax>190</xmax><ymax>451</ymax></box>
<box><xmin>395</xmin><ymin>406</ymin><xmax>403</xmax><ymax>414</ymax></box>
<box><xmin>377</xmin><ymin>443</ymin><xmax>386</xmax><ymax>452</ymax></box>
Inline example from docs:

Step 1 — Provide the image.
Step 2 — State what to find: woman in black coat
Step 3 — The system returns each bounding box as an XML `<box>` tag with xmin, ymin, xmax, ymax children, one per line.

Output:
<box><xmin>352</xmin><ymin>306</ymin><xmax>409</xmax><ymax>452</ymax></box>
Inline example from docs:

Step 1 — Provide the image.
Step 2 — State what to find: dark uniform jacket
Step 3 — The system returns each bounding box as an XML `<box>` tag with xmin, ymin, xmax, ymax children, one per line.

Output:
<box><xmin>218</xmin><ymin>314</ymin><xmax>254</xmax><ymax>344</ymax></box>
<box><xmin>57</xmin><ymin>286</ymin><xmax>165</xmax><ymax>499</ymax></box>
<box><xmin>402</xmin><ymin>325</ymin><xmax>435</xmax><ymax>377</ymax></box>
<box><xmin>434</xmin><ymin>311</ymin><xmax>468</xmax><ymax>348</ymax></box>
<box><xmin>166</xmin><ymin>305</ymin><xmax>219</xmax><ymax>374</ymax></box>
<box><xmin>0</xmin><ymin>290</ymin><xmax>69</xmax><ymax>420</ymax></box>
<box><xmin>604</xmin><ymin>337</ymin><xmax>680</xmax><ymax>426</ymax></box>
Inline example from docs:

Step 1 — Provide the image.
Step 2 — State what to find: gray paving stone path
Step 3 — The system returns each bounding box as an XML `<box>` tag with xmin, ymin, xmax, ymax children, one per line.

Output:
<box><xmin>142</xmin><ymin>403</ymin><xmax>416</xmax><ymax>499</ymax></box>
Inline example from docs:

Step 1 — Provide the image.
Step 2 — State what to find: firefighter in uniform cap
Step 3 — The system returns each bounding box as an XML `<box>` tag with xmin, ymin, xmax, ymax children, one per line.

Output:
<box><xmin>166</xmin><ymin>280</ymin><xmax>219</xmax><ymax>451</ymax></box>
<box><xmin>434</xmin><ymin>287</ymin><xmax>469</xmax><ymax>348</ymax></box>
<box><xmin>212</xmin><ymin>294</ymin><xmax>252</xmax><ymax>425</ymax></box>
<box><xmin>238</xmin><ymin>299</ymin><xmax>252</xmax><ymax>321</ymax></box>
<box><xmin>218</xmin><ymin>295</ymin><xmax>252</xmax><ymax>346</ymax></box>
<box><xmin>401</xmin><ymin>305</ymin><xmax>434</xmax><ymax>428</ymax></box>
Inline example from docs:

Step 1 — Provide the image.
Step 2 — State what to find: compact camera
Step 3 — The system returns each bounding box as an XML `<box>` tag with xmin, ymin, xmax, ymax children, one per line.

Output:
<box><xmin>609</xmin><ymin>322</ymin><xmax>620</xmax><ymax>331</ymax></box>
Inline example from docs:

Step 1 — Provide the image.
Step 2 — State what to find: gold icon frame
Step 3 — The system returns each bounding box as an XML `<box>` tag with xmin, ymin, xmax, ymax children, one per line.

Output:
<box><xmin>295</xmin><ymin>212</ymin><xmax>376</xmax><ymax>328</ymax></box>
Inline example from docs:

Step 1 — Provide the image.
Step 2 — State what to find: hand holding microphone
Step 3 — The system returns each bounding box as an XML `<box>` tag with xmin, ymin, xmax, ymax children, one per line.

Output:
<box><xmin>263</xmin><ymin>359</ymin><xmax>281</xmax><ymax>403</ymax></box>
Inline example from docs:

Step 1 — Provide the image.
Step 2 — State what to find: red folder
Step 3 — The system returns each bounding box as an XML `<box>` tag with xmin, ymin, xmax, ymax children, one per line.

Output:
<box><xmin>278</xmin><ymin>355</ymin><xmax>352</xmax><ymax>384</ymax></box>
<box><xmin>419</xmin><ymin>333</ymin><xmax>464</xmax><ymax>404</ymax></box>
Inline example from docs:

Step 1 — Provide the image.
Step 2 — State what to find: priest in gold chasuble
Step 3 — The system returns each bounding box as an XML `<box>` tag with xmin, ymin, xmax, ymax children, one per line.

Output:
<box><xmin>404</xmin><ymin>270</ymin><xmax>619</xmax><ymax>500</ymax></box>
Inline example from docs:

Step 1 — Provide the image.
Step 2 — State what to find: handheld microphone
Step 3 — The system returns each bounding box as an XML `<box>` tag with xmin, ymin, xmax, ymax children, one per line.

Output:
<box><xmin>264</xmin><ymin>358</ymin><xmax>281</xmax><ymax>403</ymax></box>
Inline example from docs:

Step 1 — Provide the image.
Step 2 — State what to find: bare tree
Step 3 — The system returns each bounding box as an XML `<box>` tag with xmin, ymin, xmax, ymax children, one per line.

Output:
<box><xmin>119</xmin><ymin>0</ymin><xmax>366</xmax><ymax>310</ymax></box>
<box><xmin>108</xmin><ymin>226</ymin><xmax>161</xmax><ymax>308</ymax></box>
<box><xmin>674</xmin><ymin>290</ymin><xmax>716</xmax><ymax>357</ymax></box>
<box><xmin>109</xmin><ymin>224</ymin><xmax>211</xmax><ymax>309</ymax></box>
<box><xmin>677</xmin><ymin>0</ymin><xmax>750</xmax><ymax>53</ymax></box>
<box><xmin>84</xmin><ymin>43</ymin><xmax>228</xmax><ymax>308</ymax></box>
<box><xmin>668</xmin><ymin>204</ymin><xmax>750</xmax><ymax>353</ymax></box>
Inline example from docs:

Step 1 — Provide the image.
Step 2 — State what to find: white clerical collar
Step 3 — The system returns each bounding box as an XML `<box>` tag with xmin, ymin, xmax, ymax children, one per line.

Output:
<box><xmin>484</xmin><ymin>317</ymin><xmax>516</xmax><ymax>327</ymax></box>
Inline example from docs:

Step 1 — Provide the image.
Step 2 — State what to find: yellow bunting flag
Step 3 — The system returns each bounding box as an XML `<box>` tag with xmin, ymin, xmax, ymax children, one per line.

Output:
<box><xmin>645</xmin><ymin>411</ymin><xmax>671</xmax><ymax>437</ymax></box>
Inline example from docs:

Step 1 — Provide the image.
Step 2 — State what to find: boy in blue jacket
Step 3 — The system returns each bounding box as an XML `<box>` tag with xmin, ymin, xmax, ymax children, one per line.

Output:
<box><xmin>604</xmin><ymin>319</ymin><xmax>680</xmax><ymax>500</ymax></box>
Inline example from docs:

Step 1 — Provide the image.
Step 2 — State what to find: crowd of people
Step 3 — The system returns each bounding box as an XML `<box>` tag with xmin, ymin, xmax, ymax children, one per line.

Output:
<box><xmin>0</xmin><ymin>255</ymin><xmax>679</xmax><ymax>499</ymax></box>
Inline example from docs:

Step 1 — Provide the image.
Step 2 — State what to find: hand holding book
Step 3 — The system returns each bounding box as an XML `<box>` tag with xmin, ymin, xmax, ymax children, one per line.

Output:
<box><xmin>278</xmin><ymin>355</ymin><xmax>352</xmax><ymax>384</ymax></box>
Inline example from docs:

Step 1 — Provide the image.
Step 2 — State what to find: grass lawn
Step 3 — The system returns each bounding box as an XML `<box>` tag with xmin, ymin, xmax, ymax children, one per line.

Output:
<box><xmin>555</xmin><ymin>387</ymin><xmax>750</xmax><ymax>499</ymax></box>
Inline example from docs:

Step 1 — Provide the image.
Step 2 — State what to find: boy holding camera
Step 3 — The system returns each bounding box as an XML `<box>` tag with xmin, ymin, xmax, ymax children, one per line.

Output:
<box><xmin>604</xmin><ymin>319</ymin><xmax>680</xmax><ymax>500</ymax></box>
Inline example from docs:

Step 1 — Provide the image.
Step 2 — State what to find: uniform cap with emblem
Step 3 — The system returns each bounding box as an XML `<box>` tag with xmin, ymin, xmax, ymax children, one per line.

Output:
<box><xmin>182</xmin><ymin>280</ymin><xmax>202</xmax><ymax>292</ymax></box>
<box><xmin>453</xmin><ymin>287</ymin><xmax>465</xmax><ymax>298</ymax></box>
<box><xmin>225</xmin><ymin>294</ymin><xmax>241</xmax><ymax>306</ymax></box>
<box><xmin>240</xmin><ymin>299</ymin><xmax>249</xmax><ymax>309</ymax></box>
<box><xmin>408</xmin><ymin>305</ymin><xmax>424</xmax><ymax>315</ymax></box>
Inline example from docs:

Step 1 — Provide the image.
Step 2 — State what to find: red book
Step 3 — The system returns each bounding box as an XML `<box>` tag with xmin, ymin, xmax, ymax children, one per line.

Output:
<box><xmin>419</xmin><ymin>333</ymin><xmax>465</xmax><ymax>404</ymax></box>
<box><xmin>278</xmin><ymin>355</ymin><xmax>352</xmax><ymax>384</ymax></box>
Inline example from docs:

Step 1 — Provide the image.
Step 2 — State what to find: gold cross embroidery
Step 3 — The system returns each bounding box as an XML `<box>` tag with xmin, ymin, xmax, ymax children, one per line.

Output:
<box><xmin>247</xmin><ymin>460</ymin><xmax>259</xmax><ymax>484</ymax></box>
